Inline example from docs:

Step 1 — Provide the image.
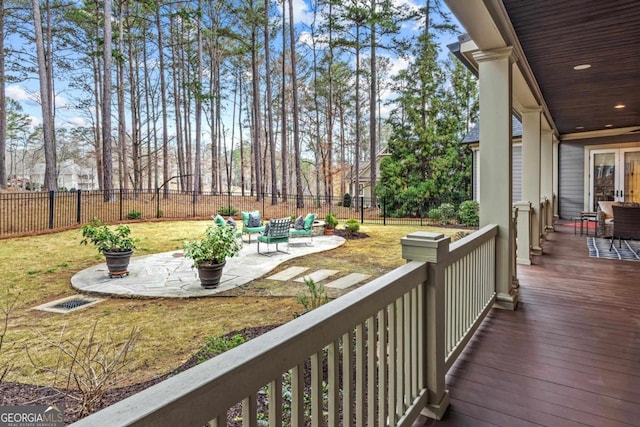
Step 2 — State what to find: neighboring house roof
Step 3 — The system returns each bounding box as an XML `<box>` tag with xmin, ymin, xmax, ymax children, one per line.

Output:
<box><xmin>461</xmin><ymin>116</ymin><xmax>523</xmax><ymax>144</ymax></box>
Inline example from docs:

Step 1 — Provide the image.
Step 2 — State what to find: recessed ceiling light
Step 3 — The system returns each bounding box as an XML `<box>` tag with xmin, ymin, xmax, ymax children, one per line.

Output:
<box><xmin>605</xmin><ymin>124</ymin><xmax>613</xmax><ymax>128</ymax></box>
<box><xmin>576</xmin><ymin>126</ymin><xmax>584</xmax><ymax>130</ymax></box>
<box><xmin>573</xmin><ymin>64</ymin><xmax>591</xmax><ymax>70</ymax></box>
<box><xmin>614</xmin><ymin>104</ymin><xmax>626</xmax><ymax>109</ymax></box>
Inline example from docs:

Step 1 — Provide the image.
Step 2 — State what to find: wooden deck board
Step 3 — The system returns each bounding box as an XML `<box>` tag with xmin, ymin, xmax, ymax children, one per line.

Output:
<box><xmin>420</xmin><ymin>222</ymin><xmax>640</xmax><ymax>427</ymax></box>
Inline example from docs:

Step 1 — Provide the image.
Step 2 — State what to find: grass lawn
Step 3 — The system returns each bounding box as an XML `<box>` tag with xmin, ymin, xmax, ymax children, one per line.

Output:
<box><xmin>0</xmin><ymin>221</ymin><xmax>468</xmax><ymax>389</ymax></box>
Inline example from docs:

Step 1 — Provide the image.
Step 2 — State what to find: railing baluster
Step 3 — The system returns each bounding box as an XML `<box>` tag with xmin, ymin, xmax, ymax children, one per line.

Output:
<box><xmin>367</xmin><ymin>316</ymin><xmax>377</xmax><ymax>426</ymax></box>
<box><xmin>327</xmin><ymin>340</ymin><xmax>339</xmax><ymax>427</ymax></box>
<box><xmin>343</xmin><ymin>330</ymin><xmax>353</xmax><ymax>427</ymax></box>
<box><xmin>355</xmin><ymin>323</ymin><xmax>365</xmax><ymax>427</ymax></box>
<box><xmin>242</xmin><ymin>394</ymin><xmax>257</xmax><ymax>427</ymax></box>
<box><xmin>387</xmin><ymin>302</ymin><xmax>397</xmax><ymax>425</ymax></box>
<box><xmin>268</xmin><ymin>378</ymin><xmax>283</xmax><ymax>427</ymax></box>
<box><xmin>291</xmin><ymin>365</ymin><xmax>304</xmax><ymax>427</ymax></box>
<box><xmin>377</xmin><ymin>308</ymin><xmax>388</xmax><ymax>427</ymax></box>
<box><xmin>311</xmin><ymin>352</ymin><xmax>322</xmax><ymax>427</ymax></box>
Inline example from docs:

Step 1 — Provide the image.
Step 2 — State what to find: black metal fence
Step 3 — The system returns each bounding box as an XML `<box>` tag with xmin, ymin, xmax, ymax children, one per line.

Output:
<box><xmin>0</xmin><ymin>189</ymin><xmax>475</xmax><ymax>238</ymax></box>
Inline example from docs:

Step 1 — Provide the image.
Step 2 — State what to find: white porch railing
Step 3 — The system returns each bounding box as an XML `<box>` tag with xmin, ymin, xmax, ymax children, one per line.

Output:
<box><xmin>71</xmin><ymin>225</ymin><xmax>498</xmax><ymax>427</ymax></box>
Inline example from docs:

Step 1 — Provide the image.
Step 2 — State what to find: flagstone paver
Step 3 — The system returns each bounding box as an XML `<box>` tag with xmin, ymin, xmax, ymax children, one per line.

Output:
<box><xmin>71</xmin><ymin>235</ymin><xmax>345</xmax><ymax>298</ymax></box>
<box><xmin>267</xmin><ymin>266</ymin><xmax>310</xmax><ymax>281</ymax></box>
<box><xmin>294</xmin><ymin>269</ymin><xmax>340</xmax><ymax>283</ymax></box>
<box><xmin>324</xmin><ymin>273</ymin><xmax>371</xmax><ymax>290</ymax></box>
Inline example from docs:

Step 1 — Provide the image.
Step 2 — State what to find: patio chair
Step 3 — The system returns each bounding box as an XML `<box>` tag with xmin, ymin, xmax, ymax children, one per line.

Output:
<box><xmin>257</xmin><ymin>217</ymin><xmax>291</xmax><ymax>255</ymax></box>
<box><xmin>241</xmin><ymin>210</ymin><xmax>266</xmax><ymax>243</ymax></box>
<box><xmin>289</xmin><ymin>213</ymin><xmax>316</xmax><ymax>245</ymax></box>
<box><xmin>610</xmin><ymin>205</ymin><xmax>640</xmax><ymax>250</ymax></box>
<box><xmin>212</xmin><ymin>214</ymin><xmax>242</xmax><ymax>239</ymax></box>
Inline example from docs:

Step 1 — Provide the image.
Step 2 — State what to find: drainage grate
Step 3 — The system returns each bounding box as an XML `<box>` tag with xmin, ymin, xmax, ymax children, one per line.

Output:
<box><xmin>33</xmin><ymin>295</ymin><xmax>104</xmax><ymax>314</ymax></box>
<box><xmin>51</xmin><ymin>299</ymin><xmax>92</xmax><ymax>311</ymax></box>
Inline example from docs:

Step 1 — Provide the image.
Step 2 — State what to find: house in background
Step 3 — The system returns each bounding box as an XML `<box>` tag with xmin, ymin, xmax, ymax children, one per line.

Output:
<box><xmin>28</xmin><ymin>160</ymin><xmax>98</xmax><ymax>190</ymax></box>
<box><xmin>349</xmin><ymin>149</ymin><xmax>390</xmax><ymax>202</ymax></box>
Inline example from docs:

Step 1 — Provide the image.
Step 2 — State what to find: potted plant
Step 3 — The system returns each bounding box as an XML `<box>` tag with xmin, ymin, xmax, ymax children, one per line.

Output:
<box><xmin>324</xmin><ymin>213</ymin><xmax>338</xmax><ymax>235</ymax></box>
<box><xmin>183</xmin><ymin>224</ymin><xmax>243</xmax><ymax>289</ymax></box>
<box><xmin>80</xmin><ymin>218</ymin><xmax>138</xmax><ymax>278</ymax></box>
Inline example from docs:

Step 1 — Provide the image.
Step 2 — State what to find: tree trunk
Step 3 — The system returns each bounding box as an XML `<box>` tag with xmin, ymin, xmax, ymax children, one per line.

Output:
<box><xmin>32</xmin><ymin>0</ymin><xmax>57</xmax><ymax>191</ymax></box>
<box><xmin>250</xmin><ymin>0</ymin><xmax>262</xmax><ymax>201</ymax></box>
<box><xmin>0</xmin><ymin>0</ymin><xmax>6</xmax><ymax>188</ymax></box>
<box><xmin>289</xmin><ymin>0</ymin><xmax>303</xmax><ymax>208</ymax></box>
<box><xmin>264</xmin><ymin>0</ymin><xmax>277</xmax><ymax>205</ymax></box>
<box><xmin>280</xmin><ymin>4</ymin><xmax>288</xmax><ymax>201</ymax></box>
<box><xmin>193</xmin><ymin>0</ymin><xmax>203</xmax><ymax>201</ymax></box>
<box><xmin>156</xmin><ymin>5</ymin><xmax>169</xmax><ymax>197</ymax></box>
<box><xmin>369</xmin><ymin>0</ymin><xmax>377</xmax><ymax>208</ymax></box>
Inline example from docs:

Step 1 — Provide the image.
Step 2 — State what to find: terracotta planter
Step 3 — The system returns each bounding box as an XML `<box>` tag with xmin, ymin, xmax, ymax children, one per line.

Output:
<box><xmin>197</xmin><ymin>261</ymin><xmax>226</xmax><ymax>289</ymax></box>
<box><xmin>325</xmin><ymin>227</ymin><xmax>335</xmax><ymax>236</ymax></box>
<box><xmin>104</xmin><ymin>250</ymin><xmax>133</xmax><ymax>278</ymax></box>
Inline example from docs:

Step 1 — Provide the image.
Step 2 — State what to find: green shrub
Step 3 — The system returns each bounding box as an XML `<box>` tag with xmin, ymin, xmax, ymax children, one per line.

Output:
<box><xmin>197</xmin><ymin>334</ymin><xmax>246</xmax><ymax>363</ymax></box>
<box><xmin>218</xmin><ymin>205</ymin><xmax>238</xmax><ymax>216</ymax></box>
<box><xmin>439</xmin><ymin>203</ymin><xmax>456</xmax><ymax>223</ymax></box>
<box><xmin>324</xmin><ymin>213</ymin><xmax>338</xmax><ymax>229</ymax></box>
<box><xmin>457</xmin><ymin>200</ymin><xmax>479</xmax><ymax>226</ymax></box>
<box><xmin>343</xmin><ymin>193</ymin><xmax>352</xmax><ymax>208</ymax></box>
<box><xmin>344</xmin><ymin>219</ymin><xmax>360</xmax><ymax>234</ymax></box>
<box><xmin>296</xmin><ymin>278</ymin><xmax>329</xmax><ymax>314</ymax></box>
<box><xmin>427</xmin><ymin>207</ymin><xmax>442</xmax><ymax>222</ymax></box>
<box><xmin>126</xmin><ymin>209</ymin><xmax>142</xmax><ymax>220</ymax></box>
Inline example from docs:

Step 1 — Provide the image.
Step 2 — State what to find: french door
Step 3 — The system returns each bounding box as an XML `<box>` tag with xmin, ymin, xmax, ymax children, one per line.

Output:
<box><xmin>590</xmin><ymin>148</ymin><xmax>640</xmax><ymax>211</ymax></box>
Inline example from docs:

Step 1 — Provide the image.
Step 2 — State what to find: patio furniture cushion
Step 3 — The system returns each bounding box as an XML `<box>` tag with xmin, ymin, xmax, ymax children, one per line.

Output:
<box><xmin>213</xmin><ymin>214</ymin><xmax>226</xmax><ymax>227</ymax></box>
<box><xmin>290</xmin><ymin>213</ymin><xmax>316</xmax><ymax>240</ymax></box>
<box><xmin>294</xmin><ymin>215</ymin><xmax>304</xmax><ymax>230</ymax></box>
<box><xmin>227</xmin><ymin>217</ymin><xmax>237</xmax><ymax>228</ymax></box>
<box><xmin>303</xmin><ymin>213</ymin><xmax>316</xmax><ymax>229</ymax></box>
<box><xmin>249</xmin><ymin>212</ymin><xmax>262</xmax><ymax>227</ymax></box>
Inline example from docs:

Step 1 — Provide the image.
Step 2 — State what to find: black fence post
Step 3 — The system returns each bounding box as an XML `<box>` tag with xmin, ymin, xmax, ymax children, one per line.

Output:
<box><xmin>76</xmin><ymin>189</ymin><xmax>82</xmax><ymax>224</ymax></box>
<box><xmin>48</xmin><ymin>191</ymin><xmax>55</xmax><ymax>229</ymax></box>
<box><xmin>383</xmin><ymin>197</ymin><xmax>387</xmax><ymax>226</ymax></box>
<box><xmin>156</xmin><ymin>188</ymin><xmax>160</xmax><ymax>218</ymax></box>
<box><xmin>119</xmin><ymin>188</ymin><xmax>123</xmax><ymax>221</ymax></box>
<box><xmin>360</xmin><ymin>196</ymin><xmax>364</xmax><ymax>224</ymax></box>
<box><xmin>192</xmin><ymin>191</ymin><xmax>196</xmax><ymax>218</ymax></box>
<box><xmin>262</xmin><ymin>192</ymin><xmax>265</xmax><ymax>216</ymax></box>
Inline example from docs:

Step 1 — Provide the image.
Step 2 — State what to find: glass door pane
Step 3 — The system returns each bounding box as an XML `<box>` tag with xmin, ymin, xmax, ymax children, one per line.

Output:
<box><xmin>592</xmin><ymin>152</ymin><xmax>616</xmax><ymax>211</ymax></box>
<box><xmin>624</xmin><ymin>151</ymin><xmax>640</xmax><ymax>203</ymax></box>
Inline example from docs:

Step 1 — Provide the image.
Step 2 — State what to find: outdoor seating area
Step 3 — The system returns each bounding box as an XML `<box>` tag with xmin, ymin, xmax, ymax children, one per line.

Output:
<box><xmin>610</xmin><ymin>204</ymin><xmax>640</xmax><ymax>249</ymax></box>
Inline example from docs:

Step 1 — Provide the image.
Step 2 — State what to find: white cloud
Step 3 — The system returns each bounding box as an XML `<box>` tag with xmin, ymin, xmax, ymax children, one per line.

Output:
<box><xmin>66</xmin><ymin>116</ymin><xmax>85</xmax><ymax>127</ymax></box>
<box><xmin>6</xmin><ymin>85</ymin><xmax>36</xmax><ymax>104</ymax></box>
<box><xmin>276</xmin><ymin>0</ymin><xmax>316</xmax><ymax>27</ymax></box>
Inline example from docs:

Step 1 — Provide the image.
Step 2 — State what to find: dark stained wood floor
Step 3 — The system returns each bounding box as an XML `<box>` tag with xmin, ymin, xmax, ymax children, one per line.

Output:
<box><xmin>416</xmin><ymin>221</ymin><xmax>640</xmax><ymax>427</ymax></box>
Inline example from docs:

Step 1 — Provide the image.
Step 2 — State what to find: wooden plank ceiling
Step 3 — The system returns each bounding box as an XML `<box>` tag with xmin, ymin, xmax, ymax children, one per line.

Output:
<box><xmin>499</xmin><ymin>0</ymin><xmax>640</xmax><ymax>137</ymax></box>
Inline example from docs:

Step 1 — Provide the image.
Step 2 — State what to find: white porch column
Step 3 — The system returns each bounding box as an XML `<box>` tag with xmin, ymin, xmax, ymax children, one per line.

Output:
<box><xmin>541</xmin><ymin>130</ymin><xmax>554</xmax><ymax>231</ymax></box>
<box><xmin>521</xmin><ymin>108</ymin><xmax>542</xmax><ymax>253</ymax></box>
<box><xmin>553</xmin><ymin>138</ymin><xmax>559</xmax><ymax>217</ymax></box>
<box><xmin>514</xmin><ymin>201</ymin><xmax>532</xmax><ymax>265</ymax></box>
<box><xmin>473</xmin><ymin>47</ymin><xmax>517</xmax><ymax>310</ymax></box>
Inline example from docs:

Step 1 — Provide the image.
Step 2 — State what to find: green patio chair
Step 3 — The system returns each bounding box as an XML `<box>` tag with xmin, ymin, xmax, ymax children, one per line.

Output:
<box><xmin>289</xmin><ymin>213</ymin><xmax>316</xmax><ymax>245</ymax></box>
<box><xmin>241</xmin><ymin>210</ymin><xmax>266</xmax><ymax>243</ymax></box>
<box><xmin>211</xmin><ymin>214</ymin><xmax>242</xmax><ymax>239</ymax></box>
<box><xmin>257</xmin><ymin>217</ymin><xmax>291</xmax><ymax>255</ymax></box>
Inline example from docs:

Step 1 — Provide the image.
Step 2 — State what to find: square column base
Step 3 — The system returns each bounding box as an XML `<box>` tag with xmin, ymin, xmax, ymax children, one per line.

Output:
<box><xmin>420</xmin><ymin>390</ymin><xmax>450</xmax><ymax>420</ymax></box>
<box><xmin>495</xmin><ymin>289</ymin><xmax>518</xmax><ymax>310</ymax></box>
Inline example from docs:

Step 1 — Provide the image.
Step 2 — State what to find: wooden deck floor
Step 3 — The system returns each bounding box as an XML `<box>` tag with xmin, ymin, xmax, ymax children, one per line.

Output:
<box><xmin>418</xmin><ymin>222</ymin><xmax>640</xmax><ymax>427</ymax></box>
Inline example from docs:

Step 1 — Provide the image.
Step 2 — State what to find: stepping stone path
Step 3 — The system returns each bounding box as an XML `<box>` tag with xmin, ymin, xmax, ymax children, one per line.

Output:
<box><xmin>324</xmin><ymin>273</ymin><xmax>371</xmax><ymax>290</ymax></box>
<box><xmin>294</xmin><ymin>269</ymin><xmax>340</xmax><ymax>283</ymax></box>
<box><xmin>269</xmin><ymin>266</ymin><xmax>371</xmax><ymax>290</ymax></box>
<box><xmin>267</xmin><ymin>266</ymin><xmax>309</xmax><ymax>281</ymax></box>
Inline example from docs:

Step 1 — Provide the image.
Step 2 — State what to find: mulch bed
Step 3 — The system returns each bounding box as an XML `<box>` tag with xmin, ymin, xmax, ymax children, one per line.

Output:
<box><xmin>0</xmin><ymin>325</ymin><xmax>279</xmax><ymax>424</ymax></box>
